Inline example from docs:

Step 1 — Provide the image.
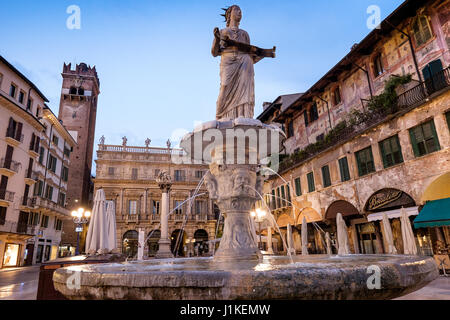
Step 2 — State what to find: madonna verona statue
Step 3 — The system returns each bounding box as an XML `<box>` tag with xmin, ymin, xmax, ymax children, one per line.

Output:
<box><xmin>212</xmin><ymin>5</ymin><xmax>276</xmax><ymax>120</ymax></box>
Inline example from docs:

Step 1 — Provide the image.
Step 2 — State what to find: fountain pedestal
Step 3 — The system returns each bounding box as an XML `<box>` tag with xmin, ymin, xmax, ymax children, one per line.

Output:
<box><xmin>180</xmin><ymin>118</ymin><xmax>285</xmax><ymax>262</ymax></box>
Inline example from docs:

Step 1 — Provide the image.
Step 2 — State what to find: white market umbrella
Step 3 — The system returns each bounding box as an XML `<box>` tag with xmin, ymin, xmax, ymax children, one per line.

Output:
<box><xmin>105</xmin><ymin>200</ymin><xmax>117</xmax><ymax>252</ymax></box>
<box><xmin>301</xmin><ymin>217</ymin><xmax>308</xmax><ymax>256</ymax></box>
<box><xmin>382</xmin><ymin>213</ymin><xmax>397</xmax><ymax>254</ymax></box>
<box><xmin>325</xmin><ymin>232</ymin><xmax>332</xmax><ymax>255</ymax></box>
<box><xmin>85</xmin><ymin>189</ymin><xmax>109</xmax><ymax>255</ymax></box>
<box><xmin>287</xmin><ymin>224</ymin><xmax>295</xmax><ymax>255</ymax></box>
<box><xmin>337</xmin><ymin>213</ymin><xmax>350</xmax><ymax>255</ymax></box>
<box><xmin>400</xmin><ymin>207</ymin><xmax>418</xmax><ymax>255</ymax></box>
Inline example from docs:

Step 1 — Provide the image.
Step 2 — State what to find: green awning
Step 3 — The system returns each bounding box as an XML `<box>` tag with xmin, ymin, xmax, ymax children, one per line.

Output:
<box><xmin>414</xmin><ymin>198</ymin><xmax>450</xmax><ymax>229</ymax></box>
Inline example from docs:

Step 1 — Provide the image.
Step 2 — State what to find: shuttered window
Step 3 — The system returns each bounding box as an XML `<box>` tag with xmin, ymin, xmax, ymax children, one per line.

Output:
<box><xmin>409</xmin><ymin>120</ymin><xmax>440</xmax><ymax>157</ymax></box>
<box><xmin>379</xmin><ymin>135</ymin><xmax>404</xmax><ymax>168</ymax></box>
<box><xmin>280</xmin><ymin>185</ymin><xmax>286</xmax><ymax>207</ymax></box>
<box><xmin>338</xmin><ymin>157</ymin><xmax>351</xmax><ymax>182</ymax></box>
<box><xmin>321</xmin><ymin>165</ymin><xmax>331</xmax><ymax>188</ymax></box>
<box><xmin>355</xmin><ymin>147</ymin><xmax>376</xmax><ymax>177</ymax></box>
<box><xmin>307</xmin><ymin>172</ymin><xmax>315</xmax><ymax>193</ymax></box>
<box><xmin>294</xmin><ymin>177</ymin><xmax>302</xmax><ymax>196</ymax></box>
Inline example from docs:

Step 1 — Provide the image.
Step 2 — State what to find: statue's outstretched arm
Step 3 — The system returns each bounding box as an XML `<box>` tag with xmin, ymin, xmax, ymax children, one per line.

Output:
<box><xmin>211</xmin><ymin>28</ymin><xmax>221</xmax><ymax>57</ymax></box>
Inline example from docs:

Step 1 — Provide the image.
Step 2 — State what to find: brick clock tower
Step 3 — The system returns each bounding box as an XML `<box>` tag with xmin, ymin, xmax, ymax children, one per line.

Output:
<box><xmin>58</xmin><ymin>62</ymin><xmax>100</xmax><ymax>250</ymax></box>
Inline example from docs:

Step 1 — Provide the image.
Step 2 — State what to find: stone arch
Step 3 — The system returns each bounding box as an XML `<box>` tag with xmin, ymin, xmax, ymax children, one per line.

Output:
<box><xmin>171</xmin><ymin>229</ymin><xmax>186</xmax><ymax>257</ymax></box>
<box><xmin>194</xmin><ymin>229</ymin><xmax>209</xmax><ymax>255</ymax></box>
<box><xmin>276</xmin><ymin>214</ymin><xmax>295</xmax><ymax>228</ymax></box>
<box><xmin>325</xmin><ymin>200</ymin><xmax>360</xmax><ymax>220</ymax></box>
<box><xmin>295</xmin><ymin>207</ymin><xmax>322</xmax><ymax>225</ymax></box>
<box><xmin>122</xmin><ymin>230</ymin><xmax>138</xmax><ymax>258</ymax></box>
<box><xmin>421</xmin><ymin>172</ymin><xmax>450</xmax><ymax>202</ymax></box>
<box><xmin>147</xmin><ymin>229</ymin><xmax>160</xmax><ymax>257</ymax></box>
<box><xmin>363</xmin><ymin>188</ymin><xmax>416</xmax><ymax>213</ymax></box>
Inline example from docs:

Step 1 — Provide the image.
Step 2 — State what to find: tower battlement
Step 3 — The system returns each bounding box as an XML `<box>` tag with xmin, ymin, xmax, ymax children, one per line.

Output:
<box><xmin>62</xmin><ymin>62</ymin><xmax>100</xmax><ymax>87</ymax></box>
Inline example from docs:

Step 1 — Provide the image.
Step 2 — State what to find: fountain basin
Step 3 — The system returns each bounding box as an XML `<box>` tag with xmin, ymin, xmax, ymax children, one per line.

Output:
<box><xmin>53</xmin><ymin>254</ymin><xmax>438</xmax><ymax>300</ymax></box>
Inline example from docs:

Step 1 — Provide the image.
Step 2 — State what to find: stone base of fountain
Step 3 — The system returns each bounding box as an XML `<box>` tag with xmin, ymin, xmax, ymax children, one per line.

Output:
<box><xmin>53</xmin><ymin>254</ymin><xmax>438</xmax><ymax>300</ymax></box>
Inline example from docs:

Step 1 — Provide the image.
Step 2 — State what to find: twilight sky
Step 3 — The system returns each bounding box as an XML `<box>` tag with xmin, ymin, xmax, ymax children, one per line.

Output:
<box><xmin>1</xmin><ymin>0</ymin><xmax>403</xmax><ymax>167</ymax></box>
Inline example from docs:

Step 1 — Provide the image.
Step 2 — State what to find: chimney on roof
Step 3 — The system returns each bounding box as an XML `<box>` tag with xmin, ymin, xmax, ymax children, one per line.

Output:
<box><xmin>262</xmin><ymin>102</ymin><xmax>272</xmax><ymax>111</ymax></box>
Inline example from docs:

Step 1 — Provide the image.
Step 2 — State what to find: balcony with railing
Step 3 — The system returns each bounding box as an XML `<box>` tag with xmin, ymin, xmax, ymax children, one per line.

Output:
<box><xmin>5</xmin><ymin>128</ymin><xmax>24</xmax><ymax>146</ymax></box>
<box><xmin>20</xmin><ymin>196</ymin><xmax>36</xmax><ymax>209</ymax></box>
<box><xmin>34</xmin><ymin>196</ymin><xmax>70</xmax><ymax>217</ymax></box>
<box><xmin>0</xmin><ymin>190</ymin><xmax>15</xmax><ymax>203</ymax></box>
<box><xmin>277</xmin><ymin>67</ymin><xmax>450</xmax><ymax>174</ymax></box>
<box><xmin>0</xmin><ymin>220</ymin><xmax>36</xmax><ymax>237</ymax></box>
<box><xmin>0</xmin><ymin>158</ymin><xmax>21</xmax><ymax>177</ymax></box>
<box><xmin>99</xmin><ymin>144</ymin><xmax>185</xmax><ymax>156</ymax></box>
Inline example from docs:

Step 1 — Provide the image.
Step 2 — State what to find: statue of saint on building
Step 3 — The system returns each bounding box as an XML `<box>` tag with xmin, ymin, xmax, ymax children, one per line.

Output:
<box><xmin>122</xmin><ymin>136</ymin><xmax>127</xmax><ymax>147</ymax></box>
<box><xmin>212</xmin><ymin>5</ymin><xmax>276</xmax><ymax>121</ymax></box>
<box><xmin>99</xmin><ymin>135</ymin><xmax>105</xmax><ymax>145</ymax></box>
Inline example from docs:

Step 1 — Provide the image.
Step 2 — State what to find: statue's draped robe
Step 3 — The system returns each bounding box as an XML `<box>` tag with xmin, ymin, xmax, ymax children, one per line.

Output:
<box><xmin>213</xmin><ymin>28</ymin><xmax>255</xmax><ymax>120</ymax></box>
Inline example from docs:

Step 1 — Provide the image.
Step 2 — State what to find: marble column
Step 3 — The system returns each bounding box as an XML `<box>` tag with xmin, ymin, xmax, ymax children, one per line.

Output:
<box><xmin>155</xmin><ymin>173</ymin><xmax>174</xmax><ymax>259</ymax></box>
<box><xmin>267</xmin><ymin>226</ymin><xmax>274</xmax><ymax>254</ymax></box>
<box><xmin>137</xmin><ymin>229</ymin><xmax>145</xmax><ymax>261</ymax></box>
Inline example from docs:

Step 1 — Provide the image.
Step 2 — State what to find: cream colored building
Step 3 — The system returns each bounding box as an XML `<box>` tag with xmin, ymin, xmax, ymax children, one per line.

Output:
<box><xmin>94</xmin><ymin>140</ymin><xmax>218</xmax><ymax>258</ymax></box>
<box><xmin>0</xmin><ymin>56</ymin><xmax>76</xmax><ymax>268</ymax></box>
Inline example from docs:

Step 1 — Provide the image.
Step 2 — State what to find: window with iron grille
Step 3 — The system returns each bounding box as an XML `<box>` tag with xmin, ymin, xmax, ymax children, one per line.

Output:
<box><xmin>379</xmin><ymin>135</ymin><xmax>404</xmax><ymax>168</ymax></box>
<box><xmin>307</xmin><ymin>172</ymin><xmax>315</xmax><ymax>193</ymax></box>
<box><xmin>108</xmin><ymin>167</ymin><xmax>115</xmax><ymax>176</ymax></box>
<box><xmin>355</xmin><ymin>147</ymin><xmax>376</xmax><ymax>177</ymax></box>
<box><xmin>409</xmin><ymin>120</ymin><xmax>440</xmax><ymax>157</ymax></box>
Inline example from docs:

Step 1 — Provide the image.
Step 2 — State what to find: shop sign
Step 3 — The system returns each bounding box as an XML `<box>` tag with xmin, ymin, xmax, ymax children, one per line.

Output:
<box><xmin>367</xmin><ymin>190</ymin><xmax>403</xmax><ymax>211</ymax></box>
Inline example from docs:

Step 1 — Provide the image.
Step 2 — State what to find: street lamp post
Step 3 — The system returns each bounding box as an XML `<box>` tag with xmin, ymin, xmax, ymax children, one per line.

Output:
<box><xmin>71</xmin><ymin>207</ymin><xmax>91</xmax><ymax>255</ymax></box>
<box><xmin>251</xmin><ymin>208</ymin><xmax>267</xmax><ymax>251</ymax></box>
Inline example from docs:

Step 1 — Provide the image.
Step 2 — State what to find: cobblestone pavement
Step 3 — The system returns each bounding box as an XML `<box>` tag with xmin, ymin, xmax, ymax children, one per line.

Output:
<box><xmin>0</xmin><ymin>265</ymin><xmax>40</xmax><ymax>300</ymax></box>
<box><xmin>394</xmin><ymin>276</ymin><xmax>450</xmax><ymax>300</ymax></box>
<box><xmin>0</xmin><ymin>265</ymin><xmax>448</xmax><ymax>300</ymax></box>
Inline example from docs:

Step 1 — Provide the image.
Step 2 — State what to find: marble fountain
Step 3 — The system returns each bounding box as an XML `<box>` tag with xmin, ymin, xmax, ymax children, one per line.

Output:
<box><xmin>53</xmin><ymin>5</ymin><xmax>438</xmax><ymax>300</ymax></box>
